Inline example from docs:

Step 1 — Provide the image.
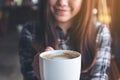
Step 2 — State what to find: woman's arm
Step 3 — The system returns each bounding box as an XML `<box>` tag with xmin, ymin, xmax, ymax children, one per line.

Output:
<box><xmin>19</xmin><ymin>23</ymin><xmax>37</xmax><ymax>80</ymax></box>
<box><xmin>90</xmin><ymin>24</ymin><xmax>112</xmax><ymax>80</ymax></box>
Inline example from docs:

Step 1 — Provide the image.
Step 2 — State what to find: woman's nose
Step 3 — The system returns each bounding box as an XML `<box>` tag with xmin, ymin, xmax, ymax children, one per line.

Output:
<box><xmin>57</xmin><ymin>0</ymin><xmax>68</xmax><ymax>7</ymax></box>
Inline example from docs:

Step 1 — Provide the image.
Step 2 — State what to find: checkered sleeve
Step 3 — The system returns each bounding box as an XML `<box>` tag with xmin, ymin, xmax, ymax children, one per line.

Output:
<box><xmin>90</xmin><ymin>24</ymin><xmax>112</xmax><ymax>80</ymax></box>
<box><xmin>19</xmin><ymin>23</ymin><xmax>37</xmax><ymax>80</ymax></box>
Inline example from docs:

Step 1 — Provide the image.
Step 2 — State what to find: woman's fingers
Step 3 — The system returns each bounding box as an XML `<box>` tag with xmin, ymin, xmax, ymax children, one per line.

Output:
<box><xmin>45</xmin><ymin>46</ymin><xmax>54</xmax><ymax>51</ymax></box>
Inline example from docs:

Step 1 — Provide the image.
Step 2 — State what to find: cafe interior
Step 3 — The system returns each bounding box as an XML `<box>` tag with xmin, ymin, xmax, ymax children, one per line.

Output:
<box><xmin>0</xmin><ymin>0</ymin><xmax>120</xmax><ymax>80</ymax></box>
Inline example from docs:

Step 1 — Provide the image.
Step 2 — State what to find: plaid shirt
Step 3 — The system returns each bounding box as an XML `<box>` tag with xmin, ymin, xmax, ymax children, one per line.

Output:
<box><xmin>56</xmin><ymin>22</ymin><xmax>111</xmax><ymax>80</ymax></box>
<box><xmin>19</xmin><ymin>22</ymin><xmax>111</xmax><ymax>80</ymax></box>
<box><xmin>90</xmin><ymin>23</ymin><xmax>111</xmax><ymax>80</ymax></box>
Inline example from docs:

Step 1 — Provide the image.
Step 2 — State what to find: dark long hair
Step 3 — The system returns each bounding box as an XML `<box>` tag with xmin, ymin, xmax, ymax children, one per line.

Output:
<box><xmin>33</xmin><ymin>0</ymin><xmax>97</xmax><ymax>72</ymax></box>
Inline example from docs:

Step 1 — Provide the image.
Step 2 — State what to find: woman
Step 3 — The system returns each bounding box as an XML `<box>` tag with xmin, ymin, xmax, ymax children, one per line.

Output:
<box><xmin>19</xmin><ymin>0</ymin><xmax>111</xmax><ymax>80</ymax></box>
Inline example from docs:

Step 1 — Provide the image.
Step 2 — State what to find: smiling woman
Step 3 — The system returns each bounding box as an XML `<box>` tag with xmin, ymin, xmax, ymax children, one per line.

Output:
<box><xmin>19</xmin><ymin>0</ymin><xmax>112</xmax><ymax>80</ymax></box>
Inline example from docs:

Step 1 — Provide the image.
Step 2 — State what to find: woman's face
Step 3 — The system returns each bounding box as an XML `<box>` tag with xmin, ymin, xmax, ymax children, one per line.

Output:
<box><xmin>49</xmin><ymin>0</ymin><xmax>82</xmax><ymax>23</ymax></box>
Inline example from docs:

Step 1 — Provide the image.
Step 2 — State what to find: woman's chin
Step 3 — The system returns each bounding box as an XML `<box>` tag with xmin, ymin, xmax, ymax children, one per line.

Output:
<box><xmin>55</xmin><ymin>17</ymin><xmax>71</xmax><ymax>23</ymax></box>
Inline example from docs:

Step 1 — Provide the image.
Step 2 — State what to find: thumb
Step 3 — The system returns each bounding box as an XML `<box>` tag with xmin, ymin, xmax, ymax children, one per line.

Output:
<box><xmin>45</xmin><ymin>46</ymin><xmax>54</xmax><ymax>51</ymax></box>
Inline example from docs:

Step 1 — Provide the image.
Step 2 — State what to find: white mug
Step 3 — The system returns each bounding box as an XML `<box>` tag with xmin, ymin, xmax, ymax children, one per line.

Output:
<box><xmin>39</xmin><ymin>50</ymin><xmax>81</xmax><ymax>80</ymax></box>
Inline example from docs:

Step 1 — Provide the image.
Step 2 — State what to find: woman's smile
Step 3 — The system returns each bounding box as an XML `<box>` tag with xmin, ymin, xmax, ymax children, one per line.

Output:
<box><xmin>49</xmin><ymin>0</ymin><xmax>82</xmax><ymax>23</ymax></box>
<box><xmin>55</xmin><ymin>8</ymin><xmax>70</xmax><ymax>16</ymax></box>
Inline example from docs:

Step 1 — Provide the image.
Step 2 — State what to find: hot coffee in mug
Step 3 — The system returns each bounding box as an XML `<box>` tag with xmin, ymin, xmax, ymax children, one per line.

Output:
<box><xmin>39</xmin><ymin>50</ymin><xmax>81</xmax><ymax>80</ymax></box>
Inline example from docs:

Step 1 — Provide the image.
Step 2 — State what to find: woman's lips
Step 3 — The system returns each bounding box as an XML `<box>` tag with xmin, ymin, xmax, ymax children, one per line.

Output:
<box><xmin>55</xmin><ymin>8</ymin><xmax>70</xmax><ymax>15</ymax></box>
<box><xmin>56</xmin><ymin>9</ymin><xmax>68</xmax><ymax>12</ymax></box>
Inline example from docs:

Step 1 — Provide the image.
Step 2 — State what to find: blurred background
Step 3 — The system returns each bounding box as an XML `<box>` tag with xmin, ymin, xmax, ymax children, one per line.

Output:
<box><xmin>0</xmin><ymin>0</ymin><xmax>120</xmax><ymax>80</ymax></box>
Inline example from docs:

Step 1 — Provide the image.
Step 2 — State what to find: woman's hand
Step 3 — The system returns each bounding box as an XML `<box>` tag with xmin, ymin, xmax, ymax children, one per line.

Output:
<box><xmin>45</xmin><ymin>46</ymin><xmax>54</xmax><ymax>51</ymax></box>
<box><xmin>32</xmin><ymin>46</ymin><xmax>54</xmax><ymax>80</ymax></box>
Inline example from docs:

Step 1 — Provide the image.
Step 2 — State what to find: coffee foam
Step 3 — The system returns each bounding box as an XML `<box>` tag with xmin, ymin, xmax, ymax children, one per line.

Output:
<box><xmin>42</xmin><ymin>52</ymin><xmax>79</xmax><ymax>60</ymax></box>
